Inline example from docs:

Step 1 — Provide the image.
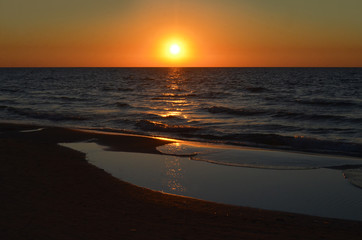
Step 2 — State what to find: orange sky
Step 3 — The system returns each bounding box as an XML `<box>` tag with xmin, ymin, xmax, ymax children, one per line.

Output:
<box><xmin>1</xmin><ymin>0</ymin><xmax>362</xmax><ymax>67</ymax></box>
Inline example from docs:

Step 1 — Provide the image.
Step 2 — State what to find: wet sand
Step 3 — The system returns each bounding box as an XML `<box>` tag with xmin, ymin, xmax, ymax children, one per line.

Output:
<box><xmin>1</xmin><ymin>123</ymin><xmax>361</xmax><ymax>239</ymax></box>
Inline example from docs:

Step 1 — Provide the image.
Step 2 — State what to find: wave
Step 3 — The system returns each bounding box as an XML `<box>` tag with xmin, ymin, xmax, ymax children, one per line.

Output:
<box><xmin>122</xmin><ymin>75</ymin><xmax>135</xmax><ymax>80</ymax></box>
<box><xmin>115</xmin><ymin>102</ymin><xmax>132</xmax><ymax>108</ymax></box>
<box><xmin>206</xmin><ymin>106</ymin><xmax>265</xmax><ymax>116</ymax></box>
<box><xmin>198</xmin><ymin>91</ymin><xmax>227</xmax><ymax>99</ymax></box>
<box><xmin>141</xmin><ymin>76</ymin><xmax>155</xmax><ymax>81</ymax></box>
<box><xmin>1</xmin><ymin>105</ymin><xmax>88</xmax><ymax>121</ymax></box>
<box><xmin>272</xmin><ymin>110</ymin><xmax>362</xmax><ymax>123</ymax></box>
<box><xmin>206</xmin><ymin>106</ymin><xmax>362</xmax><ymax>123</ymax></box>
<box><xmin>101</xmin><ymin>87</ymin><xmax>134</xmax><ymax>92</ymax></box>
<box><xmin>117</xmin><ymin>87</ymin><xmax>134</xmax><ymax>92</ymax></box>
<box><xmin>48</xmin><ymin>96</ymin><xmax>88</xmax><ymax>102</ymax></box>
<box><xmin>0</xmin><ymin>99</ymin><xmax>18</xmax><ymax>105</ymax></box>
<box><xmin>178</xmin><ymin>132</ymin><xmax>362</xmax><ymax>158</ymax></box>
<box><xmin>151</xmin><ymin>93</ymin><xmax>197</xmax><ymax>100</ymax></box>
<box><xmin>136</xmin><ymin>120</ymin><xmax>201</xmax><ymax>132</ymax></box>
<box><xmin>244</xmin><ymin>86</ymin><xmax>267</xmax><ymax>93</ymax></box>
<box><xmin>246</xmin><ymin>123</ymin><xmax>304</xmax><ymax>132</ymax></box>
<box><xmin>101</xmin><ymin>86</ymin><xmax>114</xmax><ymax>92</ymax></box>
<box><xmin>41</xmin><ymin>76</ymin><xmax>58</xmax><ymax>81</ymax></box>
<box><xmin>0</xmin><ymin>88</ymin><xmax>24</xmax><ymax>93</ymax></box>
<box><xmin>295</xmin><ymin>98</ymin><xmax>359</xmax><ymax>107</ymax></box>
<box><xmin>163</xmin><ymin>93</ymin><xmax>197</xmax><ymax>97</ymax></box>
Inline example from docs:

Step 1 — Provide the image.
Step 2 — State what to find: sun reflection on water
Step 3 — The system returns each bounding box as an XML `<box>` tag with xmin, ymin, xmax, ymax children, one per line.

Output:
<box><xmin>164</xmin><ymin>156</ymin><xmax>185</xmax><ymax>193</ymax></box>
<box><xmin>159</xmin><ymin>111</ymin><xmax>188</xmax><ymax>119</ymax></box>
<box><xmin>155</xmin><ymin>68</ymin><xmax>194</xmax><ymax>120</ymax></box>
<box><xmin>156</xmin><ymin>69</ymin><xmax>190</xmax><ymax>193</ymax></box>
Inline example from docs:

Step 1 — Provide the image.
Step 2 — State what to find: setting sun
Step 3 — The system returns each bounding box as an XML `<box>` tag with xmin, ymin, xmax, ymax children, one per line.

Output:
<box><xmin>156</xmin><ymin>37</ymin><xmax>192</xmax><ymax>66</ymax></box>
<box><xmin>170</xmin><ymin>44</ymin><xmax>181</xmax><ymax>55</ymax></box>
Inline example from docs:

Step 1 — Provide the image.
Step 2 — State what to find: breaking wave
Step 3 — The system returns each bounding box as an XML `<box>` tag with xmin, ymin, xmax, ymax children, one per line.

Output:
<box><xmin>136</xmin><ymin>120</ymin><xmax>201</xmax><ymax>132</ymax></box>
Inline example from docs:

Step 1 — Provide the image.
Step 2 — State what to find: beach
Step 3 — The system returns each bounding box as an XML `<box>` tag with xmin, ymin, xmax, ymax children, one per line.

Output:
<box><xmin>1</xmin><ymin>122</ymin><xmax>362</xmax><ymax>240</ymax></box>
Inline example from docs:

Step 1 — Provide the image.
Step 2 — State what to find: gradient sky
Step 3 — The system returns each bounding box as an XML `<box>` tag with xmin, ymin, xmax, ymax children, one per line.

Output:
<box><xmin>1</xmin><ymin>0</ymin><xmax>362</xmax><ymax>67</ymax></box>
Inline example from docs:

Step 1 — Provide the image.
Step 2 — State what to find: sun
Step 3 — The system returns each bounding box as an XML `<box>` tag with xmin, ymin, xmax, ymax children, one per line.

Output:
<box><xmin>169</xmin><ymin>44</ymin><xmax>181</xmax><ymax>55</ymax></box>
<box><xmin>158</xmin><ymin>37</ymin><xmax>191</xmax><ymax>65</ymax></box>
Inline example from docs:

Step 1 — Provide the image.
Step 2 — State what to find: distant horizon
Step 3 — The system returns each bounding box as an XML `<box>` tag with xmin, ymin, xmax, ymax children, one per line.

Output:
<box><xmin>1</xmin><ymin>66</ymin><xmax>362</xmax><ymax>68</ymax></box>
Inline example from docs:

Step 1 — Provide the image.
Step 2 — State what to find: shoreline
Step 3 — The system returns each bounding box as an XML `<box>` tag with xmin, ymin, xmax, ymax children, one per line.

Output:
<box><xmin>1</xmin><ymin>122</ymin><xmax>362</xmax><ymax>239</ymax></box>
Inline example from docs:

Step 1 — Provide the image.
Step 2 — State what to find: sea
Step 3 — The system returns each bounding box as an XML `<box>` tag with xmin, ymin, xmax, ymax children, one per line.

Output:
<box><xmin>1</xmin><ymin>67</ymin><xmax>361</xmax><ymax>158</ymax></box>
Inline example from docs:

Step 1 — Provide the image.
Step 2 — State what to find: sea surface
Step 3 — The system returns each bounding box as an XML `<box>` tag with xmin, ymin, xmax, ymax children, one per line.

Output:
<box><xmin>1</xmin><ymin>67</ymin><xmax>362</xmax><ymax>158</ymax></box>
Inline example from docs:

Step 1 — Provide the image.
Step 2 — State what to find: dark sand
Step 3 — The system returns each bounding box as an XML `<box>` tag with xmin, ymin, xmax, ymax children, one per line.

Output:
<box><xmin>1</xmin><ymin>123</ymin><xmax>361</xmax><ymax>240</ymax></box>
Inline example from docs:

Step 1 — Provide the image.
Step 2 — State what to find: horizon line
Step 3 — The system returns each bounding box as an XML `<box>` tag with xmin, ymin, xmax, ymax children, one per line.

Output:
<box><xmin>1</xmin><ymin>66</ymin><xmax>362</xmax><ymax>68</ymax></box>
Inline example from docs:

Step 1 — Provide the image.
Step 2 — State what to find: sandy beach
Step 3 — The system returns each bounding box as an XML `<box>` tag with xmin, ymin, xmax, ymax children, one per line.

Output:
<box><xmin>1</xmin><ymin>122</ymin><xmax>362</xmax><ymax>240</ymax></box>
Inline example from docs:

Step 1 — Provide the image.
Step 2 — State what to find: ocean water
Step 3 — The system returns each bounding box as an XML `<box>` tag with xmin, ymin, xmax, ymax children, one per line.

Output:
<box><xmin>1</xmin><ymin>67</ymin><xmax>362</xmax><ymax>158</ymax></box>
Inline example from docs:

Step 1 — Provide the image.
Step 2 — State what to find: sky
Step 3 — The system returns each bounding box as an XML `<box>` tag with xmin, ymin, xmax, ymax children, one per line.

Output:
<box><xmin>1</xmin><ymin>0</ymin><xmax>362</xmax><ymax>67</ymax></box>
